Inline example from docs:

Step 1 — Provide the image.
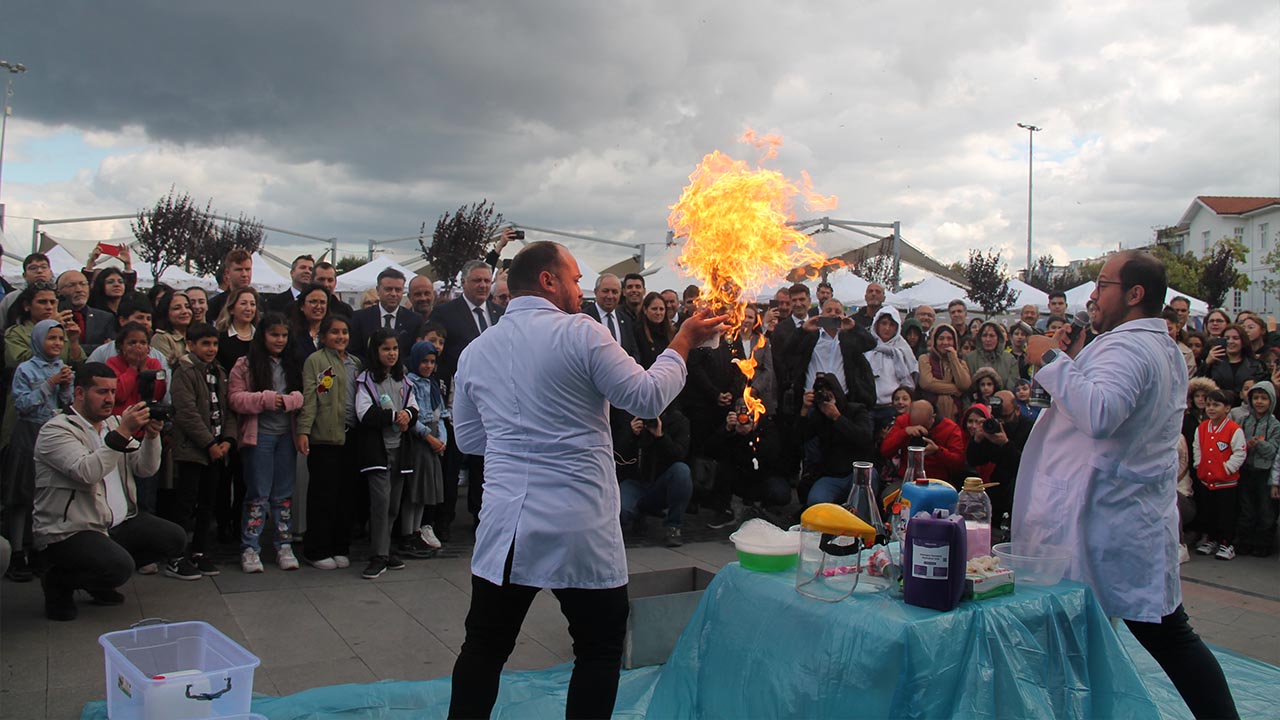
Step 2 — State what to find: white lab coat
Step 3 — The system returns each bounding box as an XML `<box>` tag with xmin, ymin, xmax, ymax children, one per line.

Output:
<box><xmin>1012</xmin><ymin>317</ymin><xmax>1186</xmax><ymax>622</ymax></box>
<box><xmin>452</xmin><ymin>296</ymin><xmax>687</xmax><ymax>589</ymax></box>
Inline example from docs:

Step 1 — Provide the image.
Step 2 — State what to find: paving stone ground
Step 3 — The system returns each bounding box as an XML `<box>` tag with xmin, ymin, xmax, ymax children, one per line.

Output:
<box><xmin>1</xmin><ymin>500</ymin><xmax>1276</xmax><ymax>719</ymax></box>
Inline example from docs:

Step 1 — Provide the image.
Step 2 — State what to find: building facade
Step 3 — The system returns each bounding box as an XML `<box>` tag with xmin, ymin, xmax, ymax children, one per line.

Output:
<box><xmin>1165</xmin><ymin>196</ymin><xmax>1280</xmax><ymax>314</ymax></box>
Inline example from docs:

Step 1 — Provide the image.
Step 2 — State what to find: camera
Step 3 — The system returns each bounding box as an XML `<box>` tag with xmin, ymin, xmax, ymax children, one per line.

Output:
<box><xmin>510</xmin><ymin>229</ymin><xmax>526</xmax><ymax>241</ymax></box>
<box><xmin>736</xmin><ymin>410</ymin><xmax>753</xmax><ymax>426</ymax></box>
<box><xmin>812</xmin><ymin>373</ymin><xmax>836</xmax><ymax>406</ymax></box>
<box><xmin>816</xmin><ymin>315</ymin><xmax>842</xmax><ymax>331</ymax></box>
<box><xmin>982</xmin><ymin>417</ymin><xmax>1002</xmax><ymax>434</ymax></box>
<box><xmin>908</xmin><ymin>435</ymin><xmax>929</xmax><ymax>449</ymax></box>
<box><xmin>138</xmin><ymin>369</ymin><xmax>172</xmax><ymax>422</ymax></box>
<box><xmin>643</xmin><ymin>418</ymin><xmax>659</xmax><ymax>429</ymax></box>
<box><xmin>987</xmin><ymin>395</ymin><xmax>1002</xmax><ymax>413</ymax></box>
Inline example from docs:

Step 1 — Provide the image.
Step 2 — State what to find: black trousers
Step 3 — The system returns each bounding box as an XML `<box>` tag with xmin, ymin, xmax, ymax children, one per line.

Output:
<box><xmin>304</xmin><ymin>443</ymin><xmax>352</xmax><ymax>561</ymax></box>
<box><xmin>442</xmin><ymin>428</ymin><xmax>486</xmax><ymax>528</ymax></box>
<box><xmin>449</xmin><ymin>575</ymin><xmax>630</xmax><ymax>719</ymax></box>
<box><xmin>1125</xmin><ymin>604</ymin><xmax>1238</xmax><ymax>720</ymax></box>
<box><xmin>1197</xmin><ymin>486</ymin><xmax>1238</xmax><ymax>545</ymax></box>
<box><xmin>42</xmin><ymin>513</ymin><xmax>186</xmax><ymax>592</ymax></box>
<box><xmin>171</xmin><ymin>460</ymin><xmax>224</xmax><ymax>555</ymax></box>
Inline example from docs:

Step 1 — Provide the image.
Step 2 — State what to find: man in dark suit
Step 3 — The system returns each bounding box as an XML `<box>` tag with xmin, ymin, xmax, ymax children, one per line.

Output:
<box><xmin>348</xmin><ymin>267</ymin><xmax>423</xmax><ymax>363</ymax></box>
<box><xmin>432</xmin><ymin>259</ymin><xmax>503</xmax><ymax>538</ymax></box>
<box><xmin>311</xmin><ymin>261</ymin><xmax>354</xmax><ymax>318</ymax></box>
<box><xmin>265</xmin><ymin>255</ymin><xmax>315</xmax><ymax>314</ymax></box>
<box><xmin>785</xmin><ymin>298</ymin><xmax>878</xmax><ymax>409</ymax></box>
<box><xmin>206</xmin><ymin>249</ymin><xmax>254</xmax><ymax>323</ymax></box>
<box><xmin>583</xmin><ymin>273</ymin><xmax>639</xmax><ymax>360</ymax></box>
<box><xmin>54</xmin><ymin>270</ymin><xmax>113</xmax><ymax>353</ymax></box>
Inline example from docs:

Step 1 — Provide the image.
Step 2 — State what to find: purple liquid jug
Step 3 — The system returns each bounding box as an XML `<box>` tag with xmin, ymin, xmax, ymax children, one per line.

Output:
<box><xmin>902</xmin><ymin>509</ymin><xmax>967</xmax><ymax>611</ymax></box>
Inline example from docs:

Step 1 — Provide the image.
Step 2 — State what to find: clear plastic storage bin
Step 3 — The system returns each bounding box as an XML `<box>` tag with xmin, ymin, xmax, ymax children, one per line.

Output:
<box><xmin>99</xmin><ymin>620</ymin><xmax>259</xmax><ymax>720</ymax></box>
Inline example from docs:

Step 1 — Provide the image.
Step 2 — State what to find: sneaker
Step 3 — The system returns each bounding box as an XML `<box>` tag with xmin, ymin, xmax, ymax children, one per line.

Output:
<box><xmin>665</xmin><ymin>527</ymin><xmax>684</xmax><ymax>548</ymax></box>
<box><xmin>1215</xmin><ymin>544</ymin><xmax>1236</xmax><ymax>561</ymax></box>
<box><xmin>362</xmin><ymin>556</ymin><xmax>389</xmax><ymax>579</ymax></box>
<box><xmin>88</xmin><ymin>587</ymin><xmax>126</xmax><ymax>606</ymax></box>
<box><xmin>1194</xmin><ymin>539</ymin><xmax>1219</xmax><ymax>556</ymax></box>
<box><xmin>398</xmin><ymin>534</ymin><xmax>435</xmax><ymax>559</ymax></box>
<box><xmin>164</xmin><ymin>557</ymin><xmax>202</xmax><ymax>581</ymax></box>
<box><xmin>136</xmin><ymin>562</ymin><xmax>159</xmax><ymax>575</ymax></box>
<box><xmin>241</xmin><ymin>549</ymin><xmax>264</xmax><ymax>574</ymax></box>
<box><xmin>707</xmin><ymin>510</ymin><xmax>737</xmax><ymax>530</ymax></box>
<box><xmin>435</xmin><ymin>525</ymin><xmax>452</xmax><ymax>543</ymax></box>
<box><xmin>309</xmin><ymin>556</ymin><xmax>338</xmax><ymax>571</ymax></box>
<box><xmin>333</xmin><ymin>555</ymin><xmax>351</xmax><ymax>569</ymax></box>
<box><xmin>387</xmin><ymin>554</ymin><xmax>406</xmax><ymax>571</ymax></box>
<box><xmin>41</xmin><ymin>574</ymin><xmax>77</xmax><ymax>622</ymax></box>
<box><xmin>276</xmin><ymin>545</ymin><xmax>300</xmax><ymax>571</ymax></box>
<box><xmin>1178</xmin><ymin>544</ymin><xmax>1190</xmax><ymax>564</ymax></box>
<box><xmin>192</xmin><ymin>554</ymin><xmax>220</xmax><ymax>576</ymax></box>
<box><xmin>419</xmin><ymin>525</ymin><xmax>443</xmax><ymax>549</ymax></box>
<box><xmin>4</xmin><ymin>554</ymin><xmax>34</xmax><ymax>583</ymax></box>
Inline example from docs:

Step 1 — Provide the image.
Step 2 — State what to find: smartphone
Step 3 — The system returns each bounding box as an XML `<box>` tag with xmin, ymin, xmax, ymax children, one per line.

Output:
<box><xmin>1212</xmin><ymin>337</ymin><xmax>1228</xmax><ymax>350</ymax></box>
<box><xmin>817</xmin><ymin>315</ymin><xmax>841</xmax><ymax>331</ymax></box>
<box><xmin>96</xmin><ymin>242</ymin><xmax>124</xmax><ymax>258</ymax></box>
<box><xmin>768</xmin><ymin>299</ymin><xmax>779</xmax><ymax>310</ymax></box>
<box><xmin>58</xmin><ymin>295</ymin><xmax>74</xmax><ymax>314</ymax></box>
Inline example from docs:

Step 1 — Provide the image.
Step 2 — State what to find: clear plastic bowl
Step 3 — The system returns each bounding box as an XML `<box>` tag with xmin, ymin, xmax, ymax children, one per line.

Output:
<box><xmin>730</xmin><ymin>527</ymin><xmax>801</xmax><ymax>572</ymax></box>
<box><xmin>991</xmin><ymin>542</ymin><xmax>1070</xmax><ymax>586</ymax></box>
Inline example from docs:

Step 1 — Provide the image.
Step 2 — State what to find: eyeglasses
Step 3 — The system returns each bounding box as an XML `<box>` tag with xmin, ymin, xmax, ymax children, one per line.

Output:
<box><xmin>1094</xmin><ymin>279</ymin><xmax>1127</xmax><ymax>290</ymax></box>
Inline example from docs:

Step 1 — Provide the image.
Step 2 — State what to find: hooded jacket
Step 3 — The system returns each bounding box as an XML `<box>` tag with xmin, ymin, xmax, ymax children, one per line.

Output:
<box><xmin>964</xmin><ymin>321</ymin><xmax>1020</xmax><ymax>391</ymax></box>
<box><xmin>1229</xmin><ymin>380</ymin><xmax>1280</xmax><ymax>471</ymax></box>
<box><xmin>900</xmin><ymin>317</ymin><xmax>928</xmax><ymax>358</ymax></box>
<box><xmin>12</xmin><ymin>319</ymin><xmax>73</xmax><ymax>424</ymax></box>
<box><xmin>864</xmin><ymin>307</ymin><xmax>917</xmax><ymax>405</ymax></box>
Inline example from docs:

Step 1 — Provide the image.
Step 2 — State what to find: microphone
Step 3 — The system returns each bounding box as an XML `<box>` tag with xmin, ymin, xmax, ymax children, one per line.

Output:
<box><xmin>1065</xmin><ymin>310</ymin><xmax>1092</xmax><ymax>345</ymax></box>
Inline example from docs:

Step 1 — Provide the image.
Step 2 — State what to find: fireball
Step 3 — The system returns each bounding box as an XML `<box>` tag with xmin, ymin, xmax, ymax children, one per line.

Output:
<box><xmin>668</xmin><ymin>130</ymin><xmax>837</xmax><ymax>420</ymax></box>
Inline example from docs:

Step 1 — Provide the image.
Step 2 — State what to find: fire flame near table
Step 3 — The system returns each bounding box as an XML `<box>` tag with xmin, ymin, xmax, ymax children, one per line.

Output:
<box><xmin>668</xmin><ymin>130</ymin><xmax>838</xmax><ymax>423</ymax></box>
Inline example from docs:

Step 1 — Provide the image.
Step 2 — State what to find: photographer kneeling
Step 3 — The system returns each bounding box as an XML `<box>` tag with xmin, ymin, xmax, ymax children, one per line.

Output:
<box><xmin>964</xmin><ymin>390</ymin><xmax>1030</xmax><ymax>538</ymax></box>
<box><xmin>614</xmin><ymin>404</ymin><xmax>692</xmax><ymax>547</ymax></box>
<box><xmin>703</xmin><ymin>402</ymin><xmax>793</xmax><ymax>522</ymax></box>
<box><xmin>801</xmin><ymin>372</ymin><xmax>875</xmax><ymax>507</ymax></box>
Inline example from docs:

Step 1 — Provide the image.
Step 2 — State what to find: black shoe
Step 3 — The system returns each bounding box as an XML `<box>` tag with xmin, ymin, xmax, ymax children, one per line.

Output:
<box><xmin>707</xmin><ymin>510</ymin><xmax>737</xmax><ymax>530</ymax></box>
<box><xmin>164</xmin><ymin>557</ymin><xmax>202</xmax><ymax>581</ymax></box>
<box><xmin>192</xmin><ymin>554</ymin><xmax>220</xmax><ymax>576</ymax></box>
<box><xmin>386</xmin><ymin>554</ymin><xmax>406</xmax><ymax>571</ymax></box>
<box><xmin>4</xmin><ymin>553</ymin><xmax>34</xmax><ymax>583</ymax></box>
<box><xmin>665</xmin><ymin>527</ymin><xmax>684</xmax><ymax>548</ymax></box>
<box><xmin>362</xmin><ymin>556</ymin><xmax>389</xmax><ymax>579</ymax></box>
<box><xmin>41</xmin><ymin>574</ymin><xmax>77</xmax><ymax>621</ymax></box>
<box><xmin>88</xmin><ymin>588</ymin><xmax>126</xmax><ymax>606</ymax></box>
<box><xmin>397</xmin><ymin>535</ymin><xmax>435</xmax><ymax>559</ymax></box>
<box><xmin>435</xmin><ymin>524</ymin><xmax>452</xmax><ymax>543</ymax></box>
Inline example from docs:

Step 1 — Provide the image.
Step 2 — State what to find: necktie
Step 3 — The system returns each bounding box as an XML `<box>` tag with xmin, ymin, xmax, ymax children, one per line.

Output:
<box><xmin>474</xmin><ymin>307</ymin><xmax>489</xmax><ymax>332</ymax></box>
<box><xmin>606</xmin><ymin>312</ymin><xmax>617</xmax><ymax>340</ymax></box>
<box><xmin>384</xmin><ymin>313</ymin><xmax>394</xmax><ymax>329</ymax></box>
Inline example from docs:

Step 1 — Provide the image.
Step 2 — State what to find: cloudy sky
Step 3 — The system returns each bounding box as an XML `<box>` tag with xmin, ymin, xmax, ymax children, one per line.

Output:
<box><xmin>1</xmin><ymin>1</ymin><xmax>1277</xmax><ymax>280</ymax></box>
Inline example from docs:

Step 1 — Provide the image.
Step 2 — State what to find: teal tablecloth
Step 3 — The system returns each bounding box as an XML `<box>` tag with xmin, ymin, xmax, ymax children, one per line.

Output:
<box><xmin>645</xmin><ymin>562</ymin><xmax>1160</xmax><ymax>719</ymax></box>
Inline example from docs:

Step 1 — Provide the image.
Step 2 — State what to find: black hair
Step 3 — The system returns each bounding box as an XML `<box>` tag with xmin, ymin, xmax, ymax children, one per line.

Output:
<box><xmin>1206</xmin><ymin>389</ymin><xmax>1232</xmax><ymax>407</ymax></box>
<box><xmin>683</xmin><ymin>284</ymin><xmax>699</xmax><ymax>301</ymax></box>
<box><xmin>114</xmin><ymin>321</ymin><xmax>150</xmax><ymax>352</ymax></box>
<box><xmin>622</xmin><ymin>272</ymin><xmax>645</xmax><ymax>287</ymax></box>
<box><xmin>366</xmin><ymin>328</ymin><xmax>405</xmax><ymax>381</ymax></box>
<box><xmin>22</xmin><ymin>252</ymin><xmax>50</xmax><ymax>272</ymax></box>
<box><xmin>1116</xmin><ymin>250</ymin><xmax>1167</xmax><ymax>317</ymax></box>
<box><xmin>8</xmin><ymin>280</ymin><xmax>57</xmax><ymax>325</ymax></box>
<box><xmin>185</xmin><ymin>322</ymin><xmax>219</xmax><ymax>343</ymax></box>
<box><xmin>1048</xmin><ymin>291</ymin><xmax>1067</xmax><ymax>302</ymax></box>
<box><xmin>1160</xmin><ymin>307</ymin><xmax>1180</xmax><ymax>325</ymax></box>
<box><xmin>507</xmin><ymin>241</ymin><xmax>565</xmax><ymax>297</ymax></box>
<box><xmin>376</xmin><ymin>267</ymin><xmax>406</xmax><ymax>286</ymax></box>
<box><xmin>88</xmin><ymin>267</ymin><xmax>128</xmax><ymax>311</ymax></box>
<box><xmin>418</xmin><ymin>319</ymin><xmax>447</xmax><ymax>341</ymax></box>
<box><xmin>290</xmin><ymin>283</ymin><xmax>331</xmax><ymax>336</ymax></box>
<box><xmin>818</xmin><ymin>281</ymin><xmax>833</xmax><ymax>292</ymax></box>
<box><xmin>291</xmin><ymin>254</ymin><xmax>315</xmax><ymax>270</ymax></box>
<box><xmin>146</xmin><ymin>283</ymin><xmax>174</xmax><ymax>311</ymax></box>
<box><xmin>75</xmin><ymin>362</ymin><xmax>116</xmax><ymax>391</ymax></box>
<box><xmin>115</xmin><ymin>293</ymin><xmax>154</xmax><ymax>326</ymax></box>
<box><xmin>247</xmin><ymin>312</ymin><xmax>302</xmax><ymax>393</ymax></box>
<box><xmin>788</xmin><ymin>283</ymin><xmax>810</xmax><ymax>298</ymax></box>
<box><xmin>153</xmin><ymin>290</ymin><xmax>189</xmax><ymax>332</ymax></box>
<box><xmin>318</xmin><ymin>313</ymin><xmax>349</xmax><ymax>337</ymax></box>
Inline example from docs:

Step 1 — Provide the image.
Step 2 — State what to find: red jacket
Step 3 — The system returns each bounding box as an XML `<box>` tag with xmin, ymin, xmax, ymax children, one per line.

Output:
<box><xmin>880</xmin><ymin>413</ymin><xmax>967</xmax><ymax>483</ymax></box>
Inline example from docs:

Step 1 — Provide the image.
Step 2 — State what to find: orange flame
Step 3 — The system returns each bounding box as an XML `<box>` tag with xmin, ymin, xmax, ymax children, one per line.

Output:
<box><xmin>668</xmin><ymin>130</ymin><xmax>837</xmax><ymax>420</ymax></box>
<box><xmin>734</xmin><ymin>334</ymin><xmax>768</xmax><ymax>420</ymax></box>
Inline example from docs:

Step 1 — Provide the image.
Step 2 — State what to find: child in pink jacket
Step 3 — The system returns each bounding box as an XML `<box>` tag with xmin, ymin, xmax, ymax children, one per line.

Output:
<box><xmin>229</xmin><ymin>313</ymin><xmax>305</xmax><ymax>573</ymax></box>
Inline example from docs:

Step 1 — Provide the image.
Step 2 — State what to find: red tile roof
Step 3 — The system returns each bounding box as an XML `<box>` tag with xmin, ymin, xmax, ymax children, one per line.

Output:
<box><xmin>1197</xmin><ymin>196</ymin><xmax>1280</xmax><ymax>215</ymax></box>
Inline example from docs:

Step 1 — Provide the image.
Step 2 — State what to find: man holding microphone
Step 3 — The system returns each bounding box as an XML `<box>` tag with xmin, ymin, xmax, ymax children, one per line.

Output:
<box><xmin>1017</xmin><ymin>251</ymin><xmax>1236</xmax><ymax>719</ymax></box>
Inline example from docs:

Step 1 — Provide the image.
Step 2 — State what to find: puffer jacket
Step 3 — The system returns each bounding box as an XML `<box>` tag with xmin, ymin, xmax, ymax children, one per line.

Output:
<box><xmin>1229</xmin><ymin>380</ymin><xmax>1280</xmax><ymax>471</ymax></box>
<box><xmin>32</xmin><ymin>411</ymin><xmax>161</xmax><ymax>548</ymax></box>
<box><xmin>170</xmin><ymin>354</ymin><xmax>239</xmax><ymax>465</ymax></box>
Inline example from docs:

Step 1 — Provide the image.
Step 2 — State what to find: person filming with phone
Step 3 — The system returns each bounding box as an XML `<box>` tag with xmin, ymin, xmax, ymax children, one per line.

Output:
<box><xmin>964</xmin><ymin>390</ymin><xmax>1030</xmax><ymax>538</ymax></box>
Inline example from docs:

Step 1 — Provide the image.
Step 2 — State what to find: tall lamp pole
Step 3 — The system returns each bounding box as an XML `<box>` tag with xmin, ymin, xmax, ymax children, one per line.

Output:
<box><xmin>0</xmin><ymin>60</ymin><xmax>29</xmax><ymax>230</ymax></box>
<box><xmin>1016</xmin><ymin>122</ymin><xmax>1041</xmax><ymax>279</ymax></box>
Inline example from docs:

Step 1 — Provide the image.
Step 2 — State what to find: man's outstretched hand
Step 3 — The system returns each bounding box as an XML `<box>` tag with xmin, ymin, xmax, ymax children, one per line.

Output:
<box><xmin>667</xmin><ymin>308</ymin><xmax>732</xmax><ymax>360</ymax></box>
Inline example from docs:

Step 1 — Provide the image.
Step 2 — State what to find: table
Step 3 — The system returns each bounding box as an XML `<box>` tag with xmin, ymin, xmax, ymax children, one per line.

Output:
<box><xmin>646</xmin><ymin>563</ymin><xmax>1161</xmax><ymax>719</ymax></box>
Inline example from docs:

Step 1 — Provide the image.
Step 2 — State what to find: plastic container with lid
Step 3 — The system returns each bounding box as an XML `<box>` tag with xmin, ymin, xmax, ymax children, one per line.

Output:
<box><xmin>898</xmin><ymin>477</ymin><xmax>958</xmax><ymax>539</ymax></box>
<box><xmin>902</xmin><ymin>509</ymin><xmax>967</xmax><ymax>611</ymax></box>
<box><xmin>956</xmin><ymin>477</ymin><xmax>996</xmax><ymax>559</ymax></box>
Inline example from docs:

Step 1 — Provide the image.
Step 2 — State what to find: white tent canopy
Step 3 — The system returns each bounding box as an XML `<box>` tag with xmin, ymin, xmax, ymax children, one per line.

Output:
<box><xmin>894</xmin><ymin>276</ymin><xmax>970</xmax><ymax>310</ymax></box>
<box><xmin>824</xmin><ymin>269</ymin><xmax>903</xmax><ymax>310</ymax></box>
<box><xmin>1000</xmin><ymin>279</ymin><xmax>1050</xmax><ymax>312</ymax></box>
<box><xmin>132</xmin><ymin>263</ymin><xmax>218</xmax><ymax>291</ymax></box>
<box><xmin>334</xmin><ymin>254</ymin><xmax>419</xmax><ymax>294</ymax></box>
<box><xmin>1063</xmin><ymin>281</ymin><xmax>1210</xmax><ymax>316</ymax></box>
<box><xmin>248</xmin><ymin>253</ymin><xmax>290</xmax><ymax>294</ymax></box>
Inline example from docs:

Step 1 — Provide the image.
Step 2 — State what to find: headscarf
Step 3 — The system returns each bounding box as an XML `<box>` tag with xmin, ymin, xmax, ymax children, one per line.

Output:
<box><xmin>30</xmin><ymin>319</ymin><xmax>65</xmax><ymax>363</ymax></box>
<box><xmin>407</xmin><ymin>340</ymin><xmax>443</xmax><ymax>409</ymax></box>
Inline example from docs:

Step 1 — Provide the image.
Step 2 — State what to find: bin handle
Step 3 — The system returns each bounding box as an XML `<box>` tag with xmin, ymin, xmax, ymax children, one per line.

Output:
<box><xmin>186</xmin><ymin>677</ymin><xmax>232</xmax><ymax>701</ymax></box>
<box><xmin>129</xmin><ymin>617</ymin><xmax>171</xmax><ymax>629</ymax></box>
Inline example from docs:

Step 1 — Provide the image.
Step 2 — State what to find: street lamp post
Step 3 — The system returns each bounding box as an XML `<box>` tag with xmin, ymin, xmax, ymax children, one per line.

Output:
<box><xmin>0</xmin><ymin>60</ymin><xmax>29</xmax><ymax>229</ymax></box>
<box><xmin>1016</xmin><ymin>122</ymin><xmax>1041</xmax><ymax>280</ymax></box>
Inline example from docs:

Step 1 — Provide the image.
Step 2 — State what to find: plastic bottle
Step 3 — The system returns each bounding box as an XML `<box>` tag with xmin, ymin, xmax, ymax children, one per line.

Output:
<box><xmin>897</xmin><ymin>445</ymin><xmax>958</xmax><ymax>540</ymax></box>
<box><xmin>902</xmin><ymin>509</ymin><xmax>967</xmax><ymax>611</ymax></box>
<box><xmin>844</xmin><ymin>462</ymin><xmax>886</xmax><ymax>543</ymax></box>
<box><xmin>956</xmin><ymin>477</ymin><xmax>993</xmax><ymax>559</ymax></box>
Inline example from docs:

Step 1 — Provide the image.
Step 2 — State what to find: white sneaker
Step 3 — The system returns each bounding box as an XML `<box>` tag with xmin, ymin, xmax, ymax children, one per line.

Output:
<box><xmin>1178</xmin><ymin>544</ymin><xmax>1191</xmax><ymax>564</ymax></box>
<box><xmin>276</xmin><ymin>545</ymin><xmax>300</xmax><ymax>571</ymax></box>
<box><xmin>241</xmin><ymin>549</ymin><xmax>264</xmax><ymax>574</ymax></box>
<box><xmin>419</xmin><ymin>525</ymin><xmax>443</xmax><ymax>549</ymax></box>
<box><xmin>309</xmin><ymin>556</ymin><xmax>338</xmax><ymax>571</ymax></box>
<box><xmin>333</xmin><ymin>555</ymin><xmax>350</xmax><ymax>569</ymax></box>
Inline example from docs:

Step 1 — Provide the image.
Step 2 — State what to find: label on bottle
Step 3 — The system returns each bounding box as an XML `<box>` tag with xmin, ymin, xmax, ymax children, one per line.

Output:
<box><xmin>911</xmin><ymin>542</ymin><xmax>950</xmax><ymax>579</ymax></box>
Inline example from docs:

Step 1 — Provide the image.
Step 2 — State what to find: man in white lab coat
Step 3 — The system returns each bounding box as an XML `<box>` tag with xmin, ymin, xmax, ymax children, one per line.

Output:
<box><xmin>1018</xmin><ymin>251</ymin><xmax>1237</xmax><ymax>720</ymax></box>
<box><xmin>447</xmin><ymin>241</ymin><xmax>727</xmax><ymax>719</ymax></box>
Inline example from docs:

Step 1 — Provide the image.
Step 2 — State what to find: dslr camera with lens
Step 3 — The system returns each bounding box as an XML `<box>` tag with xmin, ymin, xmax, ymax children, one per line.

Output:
<box><xmin>812</xmin><ymin>372</ymin><xmax>836</xmax><ymax>406</ymax></box>
<box><xmin>137</xmin><ymin>369</ymin><xmax>173</xmax><ymax>422</ymax></box>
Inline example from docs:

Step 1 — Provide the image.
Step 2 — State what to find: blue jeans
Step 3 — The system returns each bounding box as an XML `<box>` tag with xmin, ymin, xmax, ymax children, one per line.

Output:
<box><xmin>807</xmin><ymin>473</ymin><xmax>854</xmax><ymax>507</ymax></box>
<box><xmin>241</xmin><ymin>433</ymin><xmax>297</xmax><ymax>551</ymax></box>
<box><xmin>620</xmin><ymin>462</ymin><xmax>693</xmax><ymax>529</ymax></box>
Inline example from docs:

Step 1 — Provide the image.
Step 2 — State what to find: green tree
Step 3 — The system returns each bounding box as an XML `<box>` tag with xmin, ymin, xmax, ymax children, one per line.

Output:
<box><xmin>132</xmin><ymin>188</ymin><xmax>217</xmax><ymax>281</ymax></box>
<box><xmin>335</xmin><ymin>255</ymin><xmax>365</xmax><ymax>275</ymax></box>
<box><xmin>418</xmin><ymin>200</ymin><xmax>504</xmax><ymax>290</ymax></box>
<box><xmin>1258</xmin><ymin>228</ymin><xmax>1280</xmax><ymax>302</ymax></box>
<box><xmin>1149</xmin><ymin>246</ymin><xmax>1204</xmax><ymax>300</ymax></box>
<box><xmin>965</xmin><ymin>249</ymin><xmax>1019</xmax><ymax>316</ymax></box>
<box><xmin>1199</xmin><ymin>238</ymin><xmax>1250</xmax><ymax>309</ymax></box>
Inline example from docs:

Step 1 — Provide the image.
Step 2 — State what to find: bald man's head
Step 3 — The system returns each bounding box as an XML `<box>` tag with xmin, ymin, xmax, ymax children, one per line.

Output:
<box><xmin>909</xmin><ymin>400</ymin><xmax>936</xmax><ymax>427</ymax></box>
<box><xmin>994</xmin><ymin>390</ymin><xmax>1017</xmax><ymax>421</ymax></box>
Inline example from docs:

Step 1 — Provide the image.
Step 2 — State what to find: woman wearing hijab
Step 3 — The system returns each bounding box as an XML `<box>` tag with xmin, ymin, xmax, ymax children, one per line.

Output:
<box><xmin>917</xmin><ymin>322</ymin><xmax>971</xmax><ymax>422</ymax></box>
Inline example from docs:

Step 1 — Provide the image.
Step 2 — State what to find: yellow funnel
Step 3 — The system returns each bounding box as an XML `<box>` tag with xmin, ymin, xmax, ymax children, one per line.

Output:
<box><xmin>800</xmin><ymin>503</ymin><xmax>877</xmax><ymax>546</ymax></box>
